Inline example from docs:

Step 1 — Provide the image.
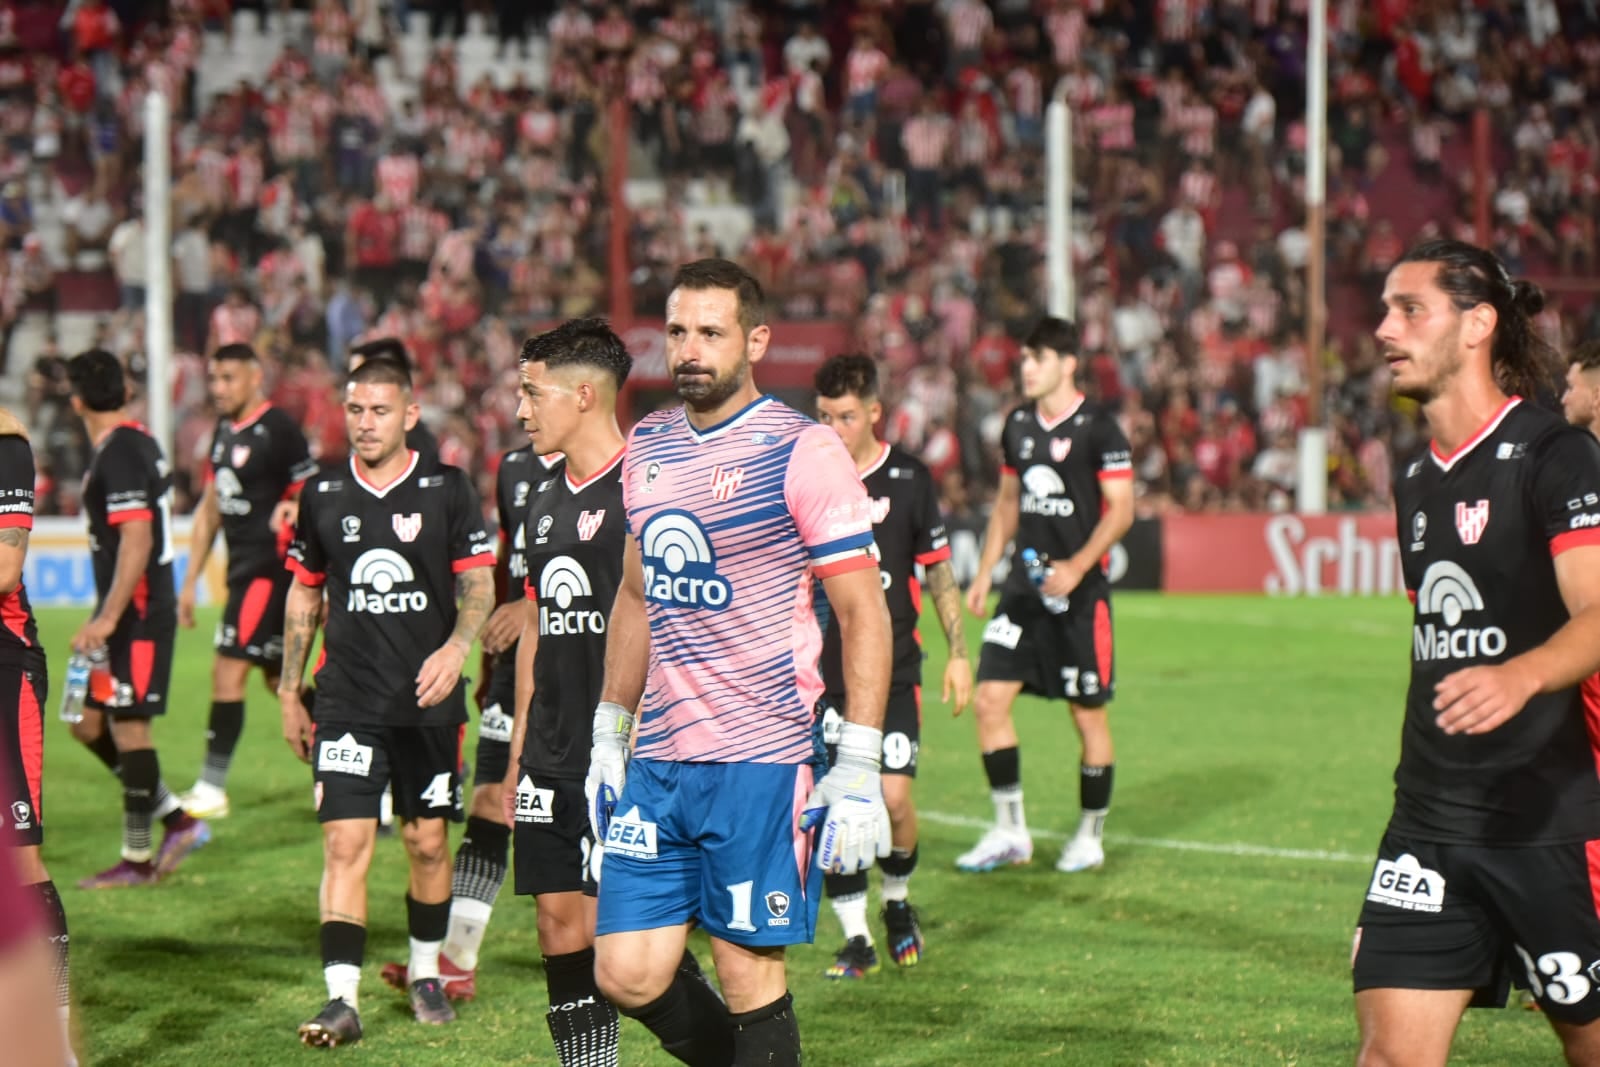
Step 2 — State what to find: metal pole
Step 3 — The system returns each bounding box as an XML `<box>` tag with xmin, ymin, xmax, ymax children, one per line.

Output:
<box><xmin>1298</xmin><ymin>0</ymin><xmax>1328</xmax><ymax>515</ymax></box>
<box><xmin>143</xmin><ymin>90</ymin><xmax>174</xmax><ymax>464</ymax></box>
<box><xmin>1046</xmin><ymin>87</ymin><xmax>1072</xmax><ymax>318</ymax></box>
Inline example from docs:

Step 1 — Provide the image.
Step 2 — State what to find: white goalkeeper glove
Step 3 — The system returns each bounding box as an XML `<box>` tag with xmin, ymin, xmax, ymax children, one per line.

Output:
<box><xmin>585</xmin><ymin>701</ymin><xmax>634</xmax><ymax>849</ymax></box>
<box><xmin>799</xmin><ymin>721</ymin><xmax>891</xmax><ymax>874</ymax></box>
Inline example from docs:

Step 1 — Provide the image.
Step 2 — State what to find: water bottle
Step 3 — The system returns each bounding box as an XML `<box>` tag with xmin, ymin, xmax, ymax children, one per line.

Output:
<box><xmin>60</xmin><ymin>647</ymin><xmax>107</xmax><ymax>724</ymax></box>
<box><xmin>1021</xmin><ymin>548</ymin><xmax>1071</xmax><ymax>615</ymax></box>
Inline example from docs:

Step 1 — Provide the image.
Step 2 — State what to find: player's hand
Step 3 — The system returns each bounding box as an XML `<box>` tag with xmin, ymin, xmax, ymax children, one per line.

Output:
<box><xmin>269</xmin><ymin>499</ymin><xmax>300</xmax><ymax>535</ymax></box>
<box><xmin>1433</xmin><ymin>662</ymin><xmax>1541</xmax><ymax>736</ymax></box>
<box><xmin>416</xmin><ymin>641</ymin><xmax>468</xmax><ymax>707</ymax></box>
<box><xmin>943</xmin><ymin>655</ymin><xmax>973</xmax><ymax>716</ymax></box>
<box><xmin>177</xmin><ymin>582</ymin><xmax>197</xmax><ymax>629</ymax></box>
<box><xmin>585</xmin><ymin>702</ymin><xmax>634</xmax><ymax>846</ymax></box>
<box><xmin>279</xmin><ymin>689</ymin><xmax>314</xmax><ymax>763</ymax></box>
<box><xmin>799</xmin><ymin>722</ymin><xmax>891</xmax><ymax>874</ymax></box>
<box><xmin>71</xmin><ymin>615</ymin><xmax>116</xmax><ymax>655</ymax></box>
<box><xmin>964</xmin><ymin>574</ymin><xmax>991</xmax><ymax>616</ymax></box>
<box><xmin>1040</xmin><ymin>558</ymin><xmax>1087</xmax><ymax>598</ymax></box>
<box><xmin>480</xmin><ymin>601</ymin><xmax>526</xmax><ymax>656</ymax></box>
<box><xmin>501</xmin><ymin>770</ymin><xmax>518</xmax><ymax>827</ymax></box>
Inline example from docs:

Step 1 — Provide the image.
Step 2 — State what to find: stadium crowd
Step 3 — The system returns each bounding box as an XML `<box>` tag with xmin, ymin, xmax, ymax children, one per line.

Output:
<box><xmin>3</xmin><ymin>0</ymin><xmax>1600</xmax><ymax>527</ymax></box>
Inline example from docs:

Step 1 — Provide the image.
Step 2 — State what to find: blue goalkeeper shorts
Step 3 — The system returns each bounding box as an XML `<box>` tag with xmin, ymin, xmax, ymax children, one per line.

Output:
<box><xmin>596</xmin><ymin>760</ymin><xmax>824</xmax><ymax>947</ymax></box>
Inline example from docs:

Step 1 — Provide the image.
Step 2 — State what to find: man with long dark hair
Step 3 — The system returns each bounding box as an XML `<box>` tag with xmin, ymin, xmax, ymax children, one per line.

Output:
<box><xmin>1354</xmin><ymin>239</ymin><xmax>1600</xmax><ymax>1063</ymax></box>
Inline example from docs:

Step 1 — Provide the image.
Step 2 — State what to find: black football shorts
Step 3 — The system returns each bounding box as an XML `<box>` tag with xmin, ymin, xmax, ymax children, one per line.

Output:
<box><xmin>312</xmin><ymin>719</ymin><xmax>464</xmax><ymax>825</ymax></box>
<box><xmin>976</xmin><ymin>592</ymin><xmax>1115</xmax><ymax>708</ymax></box>
<box><xmin>1353</xmin><ymin>828</ymin><xmax>1600</xmax><ymax>1022</ymax></box>
<box><xmin>511</xmin><ymin>769</ymin><xmax>596</xmax><ymax>898</ymax></box>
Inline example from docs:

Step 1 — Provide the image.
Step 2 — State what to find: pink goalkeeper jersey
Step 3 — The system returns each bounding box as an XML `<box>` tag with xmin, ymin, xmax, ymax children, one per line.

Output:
<box><xmin>624</xmin><ymin>396</ymin><xmax>878</xmax><ymax>764</ymax></box>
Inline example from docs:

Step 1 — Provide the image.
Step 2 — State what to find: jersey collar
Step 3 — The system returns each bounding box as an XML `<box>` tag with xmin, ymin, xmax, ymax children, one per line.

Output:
<box><xmin>1035</xmin><ymin>395</ymin><xmax>1085</xmax><ymax>432</ymax></box>
<box><xmin>685</xmin><ymin>395</ymin><xmax>775</xmax><ymax>442</ymax></box>
<box><xmin>858</xmin><ymin>440</ymin><xmax>891</xmax><ymax>478</ymax></box>
<box><xmin>565</xmin><ymin>445</ymin><xmax>625</xmax><ymax>492</ymax></box>
<box><xmin>230</xmin><ymin>401</ymin><xmax>272</xmax><ymax>433</ymax></box>
<box><xmin>1429</xmin><ymin>396</ymin><xmax>1520</xmax><ymax>473</ymax></box>
<box><xmin>350</xmin><ymin>450</ymin><xmax>419</xmax><ymax>498</ymax></box>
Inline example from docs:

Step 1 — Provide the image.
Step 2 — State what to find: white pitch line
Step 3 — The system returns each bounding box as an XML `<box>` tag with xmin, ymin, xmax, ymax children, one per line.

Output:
<box><xmin>920</xmin><ymin>810</ymin><xmax>1369</xmax><ymax>864</ymax></box>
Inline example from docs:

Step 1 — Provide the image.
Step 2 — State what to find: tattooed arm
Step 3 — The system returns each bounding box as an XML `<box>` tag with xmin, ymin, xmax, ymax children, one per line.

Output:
<box><xmin>0</xmin><ymin>526</ymin><xmax>26</xmax><ymax>595</ymax></box>
<box><xmin>927</xmin><ymin>559</ymin><xmax>973</xmax><ymax>714</ymax></box>
<box><xmin>277</xmin><ymin>578</ymin><xmax>324</xmax><ymax>762</ymax></box>
<box><xmin>415</xmin><ymin>566</ymin><xmax>495</xmax><ymax>708</ymax></box>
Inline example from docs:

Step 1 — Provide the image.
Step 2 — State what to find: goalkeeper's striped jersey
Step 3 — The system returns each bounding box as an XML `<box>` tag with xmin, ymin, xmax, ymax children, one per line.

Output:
<box><xmin>622</xmin><ymin>396</ymin><xmax>877</xmax><ymax>765</ymax></box>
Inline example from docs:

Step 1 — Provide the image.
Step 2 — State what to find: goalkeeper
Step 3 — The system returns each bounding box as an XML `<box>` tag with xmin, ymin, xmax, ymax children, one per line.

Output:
<box><xmin>584</xmin><ymin>258</ymin><xmax>893</xmax><ymax>1067</ymax></box>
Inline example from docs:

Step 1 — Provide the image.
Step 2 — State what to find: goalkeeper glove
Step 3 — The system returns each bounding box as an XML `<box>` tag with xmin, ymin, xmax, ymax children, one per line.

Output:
<box><xmin>799</xmin><ymin>721</ymin><xmax>891</xmax><ymax>874</ymax></box>
<box><xmin>585</xmin><ymin>701</ymin><xmax>634</xmax><ymax>849</ymax></box>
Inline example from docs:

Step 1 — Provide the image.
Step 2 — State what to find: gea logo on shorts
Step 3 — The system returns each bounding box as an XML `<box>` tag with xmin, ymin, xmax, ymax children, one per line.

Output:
<box><xmin>1411</xmin><ymin>561</ymin><xmax>1507</xmax><ymax>662</ymax></box>
<box><xmin>538</xmin><ymin>556</ymin><xmax>606</xmax><ymax>636</ymax></box>
<box><xmin>480</xmin><ymin>703</ymin><xmax>512</xmax><ymax>744</ymax></box>
<box><xmin>605</xmin><ymin>806</ymin><xmax>659</xmax><ymax>859</ymax></box>
<box><xmin>640</xmin><ymin>510</ymin><xmax>732</xmax><ymax>610</ymax></box>
<box><xmin>1020</xmin><ymin>466</ymin><xmax>1076</xmax><ymax>518</ymax></box>
<box><xmin>1366</xmin><ymin>853</ymin><xmax>1445</xmax><ymax>913</ymax></box>
<box><xmin>514</xmin><ymin>774</ymin><xmax>554</xmax><ymax>824</ymax></box>
<box><xmin>346</xmin><ymin>548</ymin><xmax>429</xmax><ymax>614</ymax></box>
<box><xmin>318</xmin><ymin>733</ymin><xmax>373</xmax><ymax>777</ymax></box>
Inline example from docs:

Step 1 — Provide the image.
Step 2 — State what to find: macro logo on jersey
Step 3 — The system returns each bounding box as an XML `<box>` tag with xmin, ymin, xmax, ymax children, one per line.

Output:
<box><xmin>639</xmin><ymin>510</ymin><xmax>732</xmax><ymax>610</ymax></box>
<box><xmin>1020</xmin><ymin>465</ymin><xmax>1076</xmax><ymax>518</ymax></box>
<box><xmin>509</xmin><ymin>522</ymin><xmax>528</xmax><ymax>581</ymax></box>
<box><xmin>1454</xmin><ymin>500</ymin><xmax>1489</xmax><ymax>545</ymax></box>
<box><xmin>537</xmin><ymin>556</ymin><xmax>606</xmax><ymax>635</ymax></box>
<box><xmin>1412</xmin><ymin>560</ymin><xmax>1507</xmax><ymax>662</ymax></box>
<box><xmin>576</xmin><ymin>509</ymin><xmax>605</xmax><ymax>542</ymax></box>
<box><xmin>710</xmin><ymin>465</ymin><xmax>744</xmax><ymax>502</ymax></box>
<box><xmin>214</xmin><ymin>468</ymin><xmax>253</xmax><ymax>518</ymax></box>
<box><xmin>392</xmin><ymin>512</ymin><xmax>422</xmax><ymax>542</ymax></box>
<box><xmin>346</xmin><ymin>548</ymin><xmax>430</xmax><ymax>614</ymax></box>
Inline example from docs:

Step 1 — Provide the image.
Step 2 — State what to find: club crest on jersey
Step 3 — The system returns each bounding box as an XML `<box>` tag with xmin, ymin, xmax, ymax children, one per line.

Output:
<box><xmin>710</xmin><ymin>465</ymin><xmax>744</xmax><ymax>502</ymax></box>
<box><xmin>341</xmin><ymin>516</ymin><xmax>361</xmax><ymax>542</ymax></box>
<box><xmin>230</xmin><ymin>444</ymin><xmax>251</xmax><ymax>468</ymax></box>
<box><xmin>1454</xmin><ymin>500</ymin><xmax>1489</xmax><ymax>545</ymax></box>
<box><xmin>1050</xmin><ymin>437</ymin><xmax>1072</xmax><ymax>462</ymax></box>
<box><xmin>393</xmin><ymin>512</ymin><xmax>423</xmax><ymax>542</ymax></box>
<box><xmin>870</xmin><ymin>497</ymin><xmax>892</xmax><ymax>524</ymax></box>
<box><xmin>577</xmin><ymin>509</ymin><xmax>606</xmax><ymax>541</ymax></box>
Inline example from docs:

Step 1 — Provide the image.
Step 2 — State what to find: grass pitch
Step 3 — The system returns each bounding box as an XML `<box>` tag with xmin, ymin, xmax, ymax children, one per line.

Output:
<box><xmin>35</xmin><ymin>594</ymin><xmax>1561</xmax><ymax>1065</ymax></box>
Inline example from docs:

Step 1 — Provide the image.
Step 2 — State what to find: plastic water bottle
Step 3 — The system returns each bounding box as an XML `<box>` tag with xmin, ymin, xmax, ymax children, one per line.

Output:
<box><xmin>59</xmin><ymin>647</ymin><xmax>106</xmax><ymax>724</ymax></box>
<box><xmin>1021</xmin><ymin>548</ymin><xmax>1071</xmax><ymax>615</ymax></box>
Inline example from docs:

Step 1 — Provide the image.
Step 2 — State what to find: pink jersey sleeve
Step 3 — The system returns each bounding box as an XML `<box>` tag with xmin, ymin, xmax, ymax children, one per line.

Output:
<box><xmin>785</xmin><ymin>424</ymin><xmax>877</xmax><ymax>578</ymax></box>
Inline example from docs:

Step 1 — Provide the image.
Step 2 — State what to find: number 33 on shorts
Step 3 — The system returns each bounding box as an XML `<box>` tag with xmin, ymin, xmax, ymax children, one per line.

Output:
<box><xmin>1516</xmin><ymin>946</ymin><xmax>1594</xmax><ymax>1006</ymax></box>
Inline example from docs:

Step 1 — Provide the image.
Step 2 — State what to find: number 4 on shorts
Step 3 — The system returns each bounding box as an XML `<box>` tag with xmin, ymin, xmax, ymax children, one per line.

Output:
<box><xmin>421</xmin><ymin>772</ymin><xmax>453</xmax><ymax>809</ymax></box>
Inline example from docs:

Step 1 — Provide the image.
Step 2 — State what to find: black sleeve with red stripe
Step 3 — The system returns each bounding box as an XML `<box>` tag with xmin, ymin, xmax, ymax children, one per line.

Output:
<box><xmin>1093</xmin><ymin>410</ymin><xmax>1134</xmax><ymax>482</ymax></box>
<box><xmin>1537</xmin><ymin>426</ymin><xmax>1600</xmax><ymax>558</ymax></box>
<box><xmin>96</xmin><ymin>436</ymin><xmax>156</xmax><ymax>525</ymax></box>
<box><xmin>285</xmin><ymin>478</ymin><xmax>327</xmax><ymax>586</ymax></box>
<box><xmin>448</xmin><ymin>469</ymin><xmax>496</xmax><ymax>574</ymax></box>
<box><xmin>0</xmin><ymin>436</ymin><xmax>34</xmax><ymax>530</ymax></box>
<box><xmin>911</xmin><ymin>459</ymin><xmax>951</xmax><ymax>567</ymax></box>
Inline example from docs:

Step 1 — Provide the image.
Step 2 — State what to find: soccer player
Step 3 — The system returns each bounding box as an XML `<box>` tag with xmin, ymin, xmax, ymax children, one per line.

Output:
<box><xmin>587</xmin><ymin>259</ymin><xmax>892</xmax><ymax>1066</ymax></box>
<box><xmin>0</xmin><ymin>406</ymin><xmax>72</xmax><ymax>1057</ymax></box>
<box><xmin>1353</xmin><ymin>239</ymin><xmax>1600</xmax><ymax>1064</ymax></box>
<box><xmin>348</xmin><ymin>337</ymin><xmax>439</xmax><ymax>462</ymax></box>
<box><xmin>812</xmin><ymin>353</ymin><xmax>971</xmax><ymax>979</ymax></box>
<box><xmin>498</xmin><ymin>318</ymin><xmax>631</xmax><ymax>1064</ymax></box>
<box><xmin>959</xmin><ymin>316</ymin><xmax>1134</xmax><ymax>874</ymax></box>
<box><xmin>377</xmin><ymin>438</ymin><xmax>564</xmax><ymax>999</ymax></box>
<box><xmin>280</xmin><ymin>356</ymin><xmax>495</xmax><ymax>1046</ymax></box>
<box><xmin>1561</xmin><ymin>339</ymin><xmax>1600</xmax><ymax>440</ymax></box>
<box><xmin>177</xmin><ymin>343</ymin><xmax>317</xmax><ymax>819</ymax></box>
<box><xmin>66</xmin><ymin>350</ymin><xmax>210</xmax><ymax>889</ymax></box>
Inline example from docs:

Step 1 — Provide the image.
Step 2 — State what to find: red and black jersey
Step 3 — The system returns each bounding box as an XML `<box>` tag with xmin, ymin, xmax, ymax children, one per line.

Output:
<box><xmin>287</xmin><ymin>452</ymin><xmax>494</xmax><ymax>727</ymax></box>
<box><xmin>0</xmin><ymin>435</ymin><xmax>41</xmax><ymax>672</ymax></box>
<box><xmin>520</xmin><ymin>450</ymin><xmax>625</xmax><ymax>781</ymax></box>
<box><xmin>999</xmin><ymin>398</ymin><xmax>1132</xmax><ymax>601</ymax></box>
<box><xmin>83</xmin><ymin>423</ymin><xmax>176</xmax><ymax>616</ymax></box>
<box><xmin>1391</xmin><ymin>398</ymin><xmax>1600</xmax><ymax>845</ymax></box>
<box><xmin>206</xmin><ymin>402</ymin><xmax>316</xmax><ymax>585</ymax></box>
<box><xmin>821</xmin><ymin>443</ymin><xmax>949</xmax><ymax>690</ymax></box>
<box><xmin>492</xmin><ymin>447</ymin><xmax>563</xmax><ymax>665</ymax></box>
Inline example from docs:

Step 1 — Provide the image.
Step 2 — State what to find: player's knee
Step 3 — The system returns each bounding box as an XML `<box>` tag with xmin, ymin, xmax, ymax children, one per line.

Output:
<box><xmin>973</xmin><ymin>684</ymin><xmax>1014</xmax><ymax>723</ymax></box>
<box><xmin>68</xmin><ymin>716</ymin><xmax>103</xmax><ymax>746</ymax></box>
<box><xmin>594</xmin><ymin>945</ymin><xmax>668</xmax><ymax>1009</ymax></box>
<box><xmin>469</xmin><ymin>786</ymin><xmax>504</xmax><ymax>822</ymax></box>
<box><xmin>536</xmin><ymin>905</ymin><xmax>592</xmax><ymax>956</ymax></box>
<box><xmin>882</xmin><ymin>782</ymin><xmax>915</xmax><ymax>828</ymax></box>
<box><xmin>212</xmin><ymin>657</ymin><xmax>248</xmax><ymax>700</ymax></box>
<box><xmin>400</xmin><ymin>820</ymin><xmax>449</xmax><ymax>868</ymax></box>
<box><xmin>322</xmin><ymin>825</ymin><xmax>373</xmax><ymax>872</ymax></box>
<box><xmin>107</xmin><ymin>716</ymin><xmax>151</xmax><ymax>750</ymax></box>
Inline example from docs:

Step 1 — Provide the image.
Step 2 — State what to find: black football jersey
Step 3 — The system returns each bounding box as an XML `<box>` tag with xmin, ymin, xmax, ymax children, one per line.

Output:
<box><xmin>0</xmin><ymin>435</ymin><xmax>41</xmax><ymax>671</ymax></box>
<box><xmin>207</xmin><ymin>403</ymin><xmax>317</xmax><ymax>585</ymax></box>
<box><xmin>820</xmin><ymin>443</ymin><xmax>949</xmax><ymax>690</ymax></box>
<box><xmin>83</xmin><ymin>423</ymin><xmax>176</xmax><ymax>615</ymax></box>
<box><xmin>288</xmin><ymin>451</ymin><xmax>495</xmax><ymax>727</ymax></box>
<box><xmin>1391</xmin><ymin>399</ymin><xmax>1600</xmax><ymax>845</ymax></box>
<box><xmin>520</xmin><ymin>450</ymin><xmax>625</xmax><ymax>780</ymax></box>
<box><xmin>493</xmin><ymin>447</ymin><xmax>564</xmax><ymax>664</ymax></box>
<box><xmin>999</xmin><ymin>398</ymin><xmax>1132</xmax><ymax>602</ymax></box>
